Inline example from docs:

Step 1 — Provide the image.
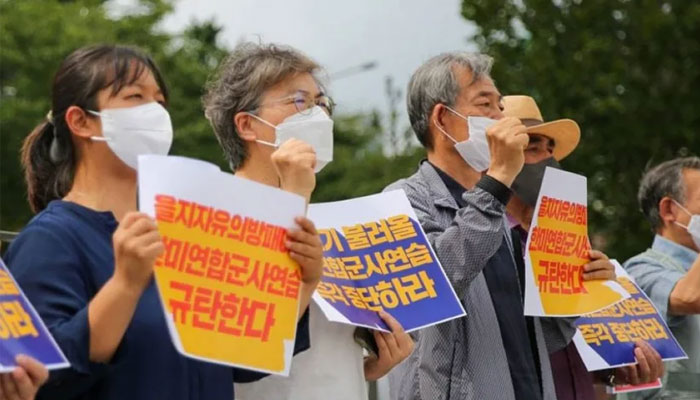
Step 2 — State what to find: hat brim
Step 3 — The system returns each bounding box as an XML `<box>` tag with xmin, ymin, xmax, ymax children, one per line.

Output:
<box><xmin>525</xmin><ymin>119</ymin><xmax>581</xmax><ymax>161</ymax></box>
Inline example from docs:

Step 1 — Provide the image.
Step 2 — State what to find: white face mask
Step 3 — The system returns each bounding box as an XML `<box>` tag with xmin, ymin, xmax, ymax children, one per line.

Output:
<box><xmin>250</xmin><ymin>105</ymin><xmax>334</xmax><ymax>173</ymax></box>
<box><xmin>435</xmin><ymin>106</ymin><xmax>497</xmax><ymax>172</ymax></box>
<box><xmin>89</xmin><ymin>102</ymin><xmax>173</xmax><ymax>170</ymax></box>
<box><xmin>673</xmin><ymin>199</ymin><xmax>700</xmax><ymax>249</ymax></box>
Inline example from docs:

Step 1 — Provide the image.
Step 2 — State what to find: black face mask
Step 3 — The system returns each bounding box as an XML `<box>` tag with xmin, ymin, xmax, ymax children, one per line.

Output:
<box><xmin>511</xmin><ymin>157</ymin><xmax>561</xmax><ymax>207</ymax></box>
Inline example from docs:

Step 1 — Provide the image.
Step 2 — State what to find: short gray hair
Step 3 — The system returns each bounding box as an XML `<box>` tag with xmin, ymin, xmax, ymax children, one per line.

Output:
<box><xmin>638</xmin><ymin>156</ymin><xmax>700</xmax><ymax>231</ymax></box>
<box><xmin>203</xmin><ymin>42</ymin><xmax>320</xmax><ymax>171</ymax></box>
<box><xmin>407</xmin><ymin>52</ymin><xmax>494</xmax><ymax>149</ymax></box>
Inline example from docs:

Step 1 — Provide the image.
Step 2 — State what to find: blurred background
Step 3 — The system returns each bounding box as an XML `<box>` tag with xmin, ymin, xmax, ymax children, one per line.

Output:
<box><xmin>1</xmin><ymin>0</ymin><xmax>699</xmax><ymax>264</ymax></box>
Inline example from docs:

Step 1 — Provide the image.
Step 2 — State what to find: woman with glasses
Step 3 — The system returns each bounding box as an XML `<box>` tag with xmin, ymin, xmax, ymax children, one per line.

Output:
<box><xmin>256</xmin><ymin>89</ymin><xmax>335</xmax><ymax>115</ymax></box>
<box><xmin>203</xmin><ymin>41</ymin><xmax>414</xmax><ymax>400</ymax></box>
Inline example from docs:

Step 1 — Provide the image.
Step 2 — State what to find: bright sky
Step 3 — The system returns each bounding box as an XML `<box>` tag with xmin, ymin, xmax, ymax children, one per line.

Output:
<box><xmin>159</xmin><ymin>0</ymin><xmax>477</xmax><ymax>127</ymax></box>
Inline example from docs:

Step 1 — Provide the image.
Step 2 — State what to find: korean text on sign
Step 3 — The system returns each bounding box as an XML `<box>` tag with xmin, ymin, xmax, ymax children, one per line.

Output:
<box><xmin>309</xmin><ymin>190</ymin><xmax>465</xmax><ymax>333</ymax></box>
<box><xmin>152</xmin><ymin>194</ymin><xmax>301</xmax><ymax>371</ymax></box>
<box><xmin>138</xmin><ymin>155</ymin><xmax>307</xmax><ymax>375</ymax></box>
<box><xmin>523</xmin><ymin>168</ymin><xmax>629</xmax><ymax>317</ymax></box>
<box><xmin>0</xmin><ymin>258</ymin><xmax>70</xmax><ymax>372</ymax></box>
<box><xmin>573</xmin><ymin>261</ymin><xmax>687</xmax><ymax>371</ymax></box>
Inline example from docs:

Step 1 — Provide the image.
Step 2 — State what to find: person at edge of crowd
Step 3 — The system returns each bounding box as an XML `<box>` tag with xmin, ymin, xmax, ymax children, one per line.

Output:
<box><xmin>203</xmin><ymin>41</ymin><xmax>414</xmax><ymax>400</ymax></box>
<box><xmin>3</xmin><ymin>44</ymin><xmax>321</xmax><ymax>400</ymax></box>
<box><xmin>624</xmin><ymin>156</ymin><xmax>700</xmax><ymax>399</ymax></box>
<box><xmin>502</xmin><ymin>95</ymin><xmax>665</xmax><ymax>400</ymax></box>
<box><xmin>0</xmin><ymin>355</ymin><xmax>49</xmax><ymax>400</ymax></box>
<box><xmin>383</xmin><ymin>51</ymin><xmax>617</xmax><ymax>400</ymax></box>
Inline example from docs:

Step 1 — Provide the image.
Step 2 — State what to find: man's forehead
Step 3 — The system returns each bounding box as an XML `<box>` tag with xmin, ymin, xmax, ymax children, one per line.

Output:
<box><xmin>454</xmin><ymin>70</ymin><xmax>501</xmax><ymax>99</ymax></box>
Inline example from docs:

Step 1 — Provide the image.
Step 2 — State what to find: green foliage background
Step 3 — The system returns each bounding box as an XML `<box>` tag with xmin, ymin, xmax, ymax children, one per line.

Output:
<box><xmin>462</xmin><ymin>0</ymin><xmax>699</xmax><ymax>259</ymax></box>
<box><xmin>0</xmin><ymin>0</ymin><xmax>423</xmax><ymax>235</ymax></box>
<box><xmin>2</xmin><ymin>0</ymin><xmax>698</xmax><ymax>261</ymax></box>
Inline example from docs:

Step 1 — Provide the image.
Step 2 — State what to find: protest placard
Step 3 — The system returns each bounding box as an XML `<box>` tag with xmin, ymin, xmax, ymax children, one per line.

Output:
<box><xmin>573</xmin><ymin>260</ymin><xmax>686</xmax><ymax>371</ymax></box>
<box><xmin>0</xmin><ymin>258</ymin><xmax>69</xmax><ymax>372</ymax></box>
<box><xmin>308</xmin><ymin>190</ymin><xmax>465</xmax><ymax>332</ymax></box>
<box><xmin>138</xmin><ymin>155</ymin><xmax>306</xmax><ymax>375</ymax></box>
<box><xmin>524</xmin><ymin>167</ymin><xmax>629</xmax><ymax>316</ymax></box>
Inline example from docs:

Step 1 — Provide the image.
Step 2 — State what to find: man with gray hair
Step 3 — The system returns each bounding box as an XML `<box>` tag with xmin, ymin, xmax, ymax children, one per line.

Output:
<box><xmin>384</xmin><ymin>52</ymin><xmax>556</xmax><ymax>399</ymax></box>
<box><xmin>625</xmin><ymin>156</ymin><xmax>700</xmax><ymax>399</ymax></box>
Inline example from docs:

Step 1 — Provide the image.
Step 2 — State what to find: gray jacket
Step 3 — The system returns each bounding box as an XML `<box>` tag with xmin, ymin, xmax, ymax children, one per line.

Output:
<box><xmin>385</xmin><ymin>161</ymin><xmax>556</xmax><ymax>400</ymax></box>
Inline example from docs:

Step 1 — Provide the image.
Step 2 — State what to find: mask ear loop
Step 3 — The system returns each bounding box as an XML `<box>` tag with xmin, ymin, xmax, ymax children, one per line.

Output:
<box><xmin>434</xmin><ymin>120</ymin><xmax>458</xmax><ymax>144</ymax></box>
<box><xmin>255</xmin><ymin>138</ymin><xmax>277</xmax><ymax>148</ymax></box>
<box><xmin>672</xmin><ymin>199</ymin><xmax>692</xmax><ymax>215</ymax></box>
<box><xmin>671</xmin><ymin>198</ymin><xmax>694</xmax><ymax>229</ymax></box>
<box><xmin>443</xmin><ymin>105</ymin><xmax>469</xmax><ymax>121</ymax></box>
<box><xmin>433</xmin><ymin>105</ymin><xmax>459</xmax><ymax>144</ymax></box>
<box><xmin>247</xmin><ymin>112</ymin><xmax>279</xmax><ymax>148</ymax></box>
<box><xmin>49</xmin><ymin>109</ymin><xmax>108</xmax><ymax>162</ymax></box>
<box><xmin>82</xmin><ymin>109</ymin><xmax>113</xmax><ymax>142</ymax></box>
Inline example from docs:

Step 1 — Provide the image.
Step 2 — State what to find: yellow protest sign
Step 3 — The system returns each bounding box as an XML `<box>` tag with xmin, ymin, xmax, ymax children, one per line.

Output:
<box><xmin>138</xmin><ymin>155</ymin><xmax>305</xmax><ymax>375</ymax></box>
<box><xmin>523</xmin><ymin>167</ymin><xmax>629</xmax><ymax>316</ymax></box>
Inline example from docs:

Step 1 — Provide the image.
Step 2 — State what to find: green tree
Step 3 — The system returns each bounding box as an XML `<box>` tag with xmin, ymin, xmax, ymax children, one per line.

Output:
<box><xmin>0</xmin><ymin>0</ymin><xmax>228</xmax><ymax>230</ymax></box>
<box><xmin>314</xmin><ymin>112</ymin><xmax>423</xmax><ymax>203</ymax></box>
<box><xmin>462</xmin><ymin>0</ymin><xmax>700</xmax><ymax>260</ymax></box>
<box><xmin>0</xmin><ymin>0</ymin><xmax>423</xmax><ymax>237</ymax></box>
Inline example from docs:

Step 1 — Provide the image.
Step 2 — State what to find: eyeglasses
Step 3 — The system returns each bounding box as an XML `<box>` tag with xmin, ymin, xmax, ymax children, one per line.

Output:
<box><xmin>253</xmin><ymin>91</ymin><xmax>335</xmax><ymax>116</ymax></box>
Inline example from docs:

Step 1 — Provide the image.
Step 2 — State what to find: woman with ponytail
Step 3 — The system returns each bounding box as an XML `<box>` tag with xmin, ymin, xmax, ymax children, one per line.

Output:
<box><xmin>3</xmin><ymin>44</ymin><xmax>319</xmax><ymax>400</ymax></box>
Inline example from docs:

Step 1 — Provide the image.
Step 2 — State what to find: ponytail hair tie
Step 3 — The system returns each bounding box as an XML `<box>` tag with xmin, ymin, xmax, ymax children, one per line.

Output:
<box><xmin>46</xmin><ymin>110</ymin><xmax>62</xmax><ymax>163</ymax></box>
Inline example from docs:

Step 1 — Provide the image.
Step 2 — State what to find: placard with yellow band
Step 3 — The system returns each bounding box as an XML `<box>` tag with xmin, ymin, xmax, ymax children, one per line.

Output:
<box><xmin>308</xmin><ymin>190</ymin><xmax>465</xmax><ymax>332</ymax></box>
<box><xmin>573</xmin><ymin>260</ymin><xmax>686</xmax><ymax>371</ymax></box>
<box><xmin>523</xmin><ymin>167</ymin><xmax>629</xmax><ymax>316</ymax></box>
<box><xmin>0</xmin><ymin>257</ymin><xmax>70</xmax><ymax>372</ymax></box>
<box><xmin>138</xmin><ymin>155</ymin><xmax>306</xmax><ymax>376</ymax></box>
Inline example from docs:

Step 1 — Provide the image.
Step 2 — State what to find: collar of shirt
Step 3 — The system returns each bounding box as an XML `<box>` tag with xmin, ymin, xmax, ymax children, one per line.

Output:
<box><xmin>507</xmin><ymin>213</ymin><xmax>530</xmax><ymax>245</ymax></box>
<box><xmin>507</xmin><ymin>213</ymin><xmax>521</xmax><ymax>230</ymax></box>
<box><xmin>652</xmin><ymin>234</ymin><xmax>698</xmax><ymax>272</ymax></box>
<box><xmin>429</xmin><ymin>162</ymin><xmax>468</xmax><ymax>207</ymax></box>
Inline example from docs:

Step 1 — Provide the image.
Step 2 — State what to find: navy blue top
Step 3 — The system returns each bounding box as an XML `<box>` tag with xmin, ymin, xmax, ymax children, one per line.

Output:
<box><xmin>4</xmin><ymin>200</ymin><xmax>310</xmax><ymax>400</ymax></box>
<box><xmin>431</xmin><ymin>165</ymin><xmax>543</xmax><ymax>400</ymax></box>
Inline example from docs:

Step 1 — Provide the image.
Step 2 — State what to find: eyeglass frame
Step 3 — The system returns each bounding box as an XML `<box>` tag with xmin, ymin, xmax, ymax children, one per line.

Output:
<box><xmin>248</xmin><ymin>89</ymin><xmax>335</xmax><ymax>116</ymax></box>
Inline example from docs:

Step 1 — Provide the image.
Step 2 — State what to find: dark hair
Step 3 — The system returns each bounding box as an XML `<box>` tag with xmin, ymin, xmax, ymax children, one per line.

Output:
<box><xmin>638</xmin><ymin>156</ymin><xmax>700</xmax><ymax>231</ymax></box>
<box><xmin>21</xmin><ymin>44</ymin><xmax>168</xmax><ymax>213</ymax></box>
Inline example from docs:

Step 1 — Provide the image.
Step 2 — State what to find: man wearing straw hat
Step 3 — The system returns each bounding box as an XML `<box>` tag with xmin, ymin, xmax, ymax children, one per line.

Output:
<box><xmin>503</xmin><ymin>95</ymin><xmax>665</xmax><ymax>400</ymax></box>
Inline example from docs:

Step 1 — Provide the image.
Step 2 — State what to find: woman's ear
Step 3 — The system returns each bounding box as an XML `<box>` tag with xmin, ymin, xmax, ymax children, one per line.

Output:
<box><xmin>65</xmin><ymin>105</ymin><xmax>98</xmax><ymax>139</ymax></box>
<box><xmin>234</xmin><ymin>112</ymin><xmax>257</xmax><ymax>142</ymax></box>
